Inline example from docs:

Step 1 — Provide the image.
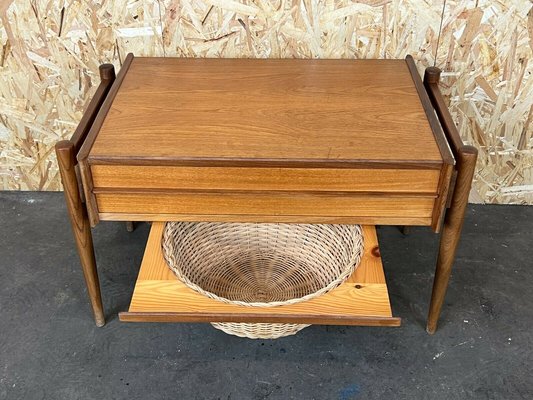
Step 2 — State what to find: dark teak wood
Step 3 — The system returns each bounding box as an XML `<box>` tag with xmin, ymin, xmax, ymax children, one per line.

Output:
<box><xmin>78</xmin><ymin>53</ymin><xmax>134</xmax><ymax>227</ymax></box>
<box><xmin>56</xmin><ymin>141</ymin><xmax>105</xmax><ymax>326</ymax></box>
<box><xmin>55</xmin><ymin>64</ymin><xmax>116</xmax><ymax>326</ymax></box>
<box><xmin>423</xmin><ymin>67</ymin><xmax>478</xmax><ymax>334</ymax></box>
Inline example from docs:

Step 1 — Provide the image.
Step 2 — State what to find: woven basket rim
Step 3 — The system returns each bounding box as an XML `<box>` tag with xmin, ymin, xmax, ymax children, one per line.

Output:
<box><xmin>162</xmin><ymin>222</ymin><xmax>365</xmax><ymax>308</ymax></box>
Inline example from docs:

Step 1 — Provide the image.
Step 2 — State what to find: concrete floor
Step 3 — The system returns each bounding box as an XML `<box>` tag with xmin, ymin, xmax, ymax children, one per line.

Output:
<box><xmin>1</xmin><ymin>192</ymin><xmax>532</xmax><ymax>400</ymax></box>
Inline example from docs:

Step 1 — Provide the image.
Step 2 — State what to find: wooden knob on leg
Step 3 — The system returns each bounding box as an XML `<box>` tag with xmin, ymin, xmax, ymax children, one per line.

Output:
<box><xmin>424</xmin><ymin>67</ymin><xmax>441</xmax><ymax>85</ymax></box>
<box><xmin>99</xmin><ymin>63</ymin><xmax>116</xmax><ymax>82</ymax></box>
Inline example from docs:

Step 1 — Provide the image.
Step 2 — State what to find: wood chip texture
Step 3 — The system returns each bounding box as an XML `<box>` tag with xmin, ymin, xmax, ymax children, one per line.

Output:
<box><xmin>0</xmin><ymin>0</ymin><xmax>531</xmax><ymax>204</ymax></box>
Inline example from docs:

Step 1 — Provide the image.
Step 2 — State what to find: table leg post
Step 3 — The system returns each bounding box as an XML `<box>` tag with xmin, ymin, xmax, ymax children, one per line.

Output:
<box><xmin>399</xmin><ymin>226</ymin><xmax>410</xmax><ymax>235</ymax></box>
<box><xmin>426</xmin><ymin>145</ymin><xmax>477</xmax><ymax>334</ymax></box>
<box><xmin>56</xmin><ymin>140</ymin><xmax>105</xmax><ymax>327</ymax></box>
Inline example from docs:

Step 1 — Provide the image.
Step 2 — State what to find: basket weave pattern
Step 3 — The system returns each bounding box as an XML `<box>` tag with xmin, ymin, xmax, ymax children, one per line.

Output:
<box><xmin>162</xmin><ymin>222</ymin><xmax>364</xmax><ymax>339</ymax></box>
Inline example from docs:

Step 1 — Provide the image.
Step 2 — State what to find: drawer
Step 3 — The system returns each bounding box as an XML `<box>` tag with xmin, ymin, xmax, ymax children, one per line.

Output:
<box><xmin>91</xmin><ymin>165</ymin><xmax>441</xmax><ymax>194</ymax></box>
<box><xmin>95</xmin><ymin>191</ymin><xmax>435</xmax><ymax>226</ymax></box>
<box><xmin>119</xmin><ymin>222</ymin><xmax>401</xmax><ymax>326</ymax></box>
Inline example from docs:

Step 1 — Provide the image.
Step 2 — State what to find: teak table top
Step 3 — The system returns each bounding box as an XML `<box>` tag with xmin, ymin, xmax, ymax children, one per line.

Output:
<box><xmin>88</xmin><ymin>57</ymin><xmax>447</xmax><ymax>167</ymax></box>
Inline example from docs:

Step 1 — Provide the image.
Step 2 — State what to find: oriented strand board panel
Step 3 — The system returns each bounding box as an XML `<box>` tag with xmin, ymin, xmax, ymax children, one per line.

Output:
<box><xmin>436</xmin><ymin>0</ymin><xmax>533</xmax><ymax>204</ymax></box>
<box><xmin>0</xmin><ymin>0</ymin><xmax>164</xmax><ymax>190</ymax></box>
<box><xmin>159</xmin><ymin>0</ymin><xmax>444</xmax><ymax>61</ymax></box>
<box><xmin>0</xmin><ymin>0</ymin><xmax>531</xmax><ymax>205</ymax></box>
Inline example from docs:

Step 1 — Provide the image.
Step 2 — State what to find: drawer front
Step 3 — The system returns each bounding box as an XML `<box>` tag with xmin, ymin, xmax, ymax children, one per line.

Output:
<box><xmin>91</xmin><ymin>165</ymin><xmax>440</xmax><ymax>194</ymax></box>
<box><xmin>95</xmin><ymin>191</ymin><xmax>435</xmax><ymax>225</ymax></box>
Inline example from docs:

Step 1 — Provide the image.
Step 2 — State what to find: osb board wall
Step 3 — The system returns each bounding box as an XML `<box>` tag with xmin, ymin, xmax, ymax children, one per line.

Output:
<box><xmin>437</xmin><ymin>0</ymin><xmax>533</xmax><ymax>204</ymax></box>
<box><xmin>0</xmin><ymin>0</ymin><xmax>532</xmax><ymax>204</ymax></box>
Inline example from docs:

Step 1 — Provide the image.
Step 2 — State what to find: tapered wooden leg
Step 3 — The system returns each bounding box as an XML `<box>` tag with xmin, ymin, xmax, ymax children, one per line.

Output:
<box><xmin>399</xmin><ymin>226</ymin><xmax>410</xmax><ymax>235</ymax></box>
<box><xmin>126</xmin><ymin>221</ymin><xmax>135</xmax><ymax>232</ymax></box>
<box><xmin>427</xmin><ymin>146</ymin><xmax>477</xmax><ymax>334</ymax></box>
<box><xmin>56</xmin><ymin>140</ymin><xmax>105</xmax><ymax>327</ymax></box>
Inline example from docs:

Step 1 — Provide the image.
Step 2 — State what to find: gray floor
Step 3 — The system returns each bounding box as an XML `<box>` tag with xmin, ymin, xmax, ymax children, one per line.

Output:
<box><xmin>1</xmin><ymin>192</ymin><xmax>532</xmax><ymax>400</ymax></box>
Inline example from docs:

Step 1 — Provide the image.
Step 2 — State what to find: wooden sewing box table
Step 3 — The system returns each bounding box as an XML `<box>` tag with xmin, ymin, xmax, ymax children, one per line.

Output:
<box><xmin>56</xmin><ymin>54</ymin><xmax>477</xmax><ymax>334</ymax></box>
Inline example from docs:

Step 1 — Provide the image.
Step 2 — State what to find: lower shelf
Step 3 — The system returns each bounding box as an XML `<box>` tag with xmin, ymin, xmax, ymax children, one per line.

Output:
<box><xmin>119</xmin><ymin>222</ymin><xmax>401</xmax><ymax>327</ymax></box>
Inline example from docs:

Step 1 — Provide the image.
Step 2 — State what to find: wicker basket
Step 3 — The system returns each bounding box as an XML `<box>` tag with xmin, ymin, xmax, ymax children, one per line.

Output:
<box><xmin>162</xmin><ymin>222</ymin><xmax>364</xmax><ymax>339</ymax></box>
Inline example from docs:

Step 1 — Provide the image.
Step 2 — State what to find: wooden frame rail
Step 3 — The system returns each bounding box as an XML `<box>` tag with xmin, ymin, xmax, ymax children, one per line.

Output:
<box><xmin>77</xmin><ymin>54</ymin><xmax>135</xmax><ymax>227</ymax></box>
<box><xmin>405</xmin><ymin>55</ymin><xmax>455</xmax><ymax>233</ymax></box>
<box><xmin>423</xmin><ymin>67</ymin><xmax>478</xmax><ymax>334</ymax></box>
<box><xmin>55</xmin><ymin>64</ymin><xmax>116</xmax><ymax>327</ymax></box>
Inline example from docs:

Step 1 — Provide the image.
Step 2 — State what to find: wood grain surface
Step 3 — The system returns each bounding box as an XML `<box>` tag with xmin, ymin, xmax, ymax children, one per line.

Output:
<box><xmin>95</xmin><ymin>191</ymin><xmax>435</xmax><ymax>219</ymax></box>
<box><xmin>91</xmin><ymin>165</ymin><xmax>440</xmax><ymax>194</ymax></box>
<box><xmin>78</xmin><ymin>54</ymin><xmax>134</xmax><ymax>226</ymax></box>
<box><xmin>89</xmin><ymin>58</ymin><xmax>443</xmax><ymax>167</ymax></box>
<box><xmin>427</xmin><ymin>146</ymin><xmax>477</xmax><ymax>333</ymax></box>
<box><xmin>120</xmin><ymin>223</ymin><xmax>400</xmax><ymax>326</ymax></box>
<box><xmin>423</xmin><ymin>66</ymin><xmax>479</xmax><ymax>334</ymax></box>
<box><xmin>405</xmin><ymin>55</ymin><xmax>454</xmax><ymax>166</ymax></box>
<box><xmin>431</xmin><ymin>163</ymin><xmax>455</xmax><ymax>232</ymax></box>
<box><xmin>98</xmin><ymin>213</ymin><xmax>432</xmax><ymax>226</ymax></box>
<box><xmin>70</xmin><ymin>64</ymin><xmax>115</xmax><ymax>154</ymax></box>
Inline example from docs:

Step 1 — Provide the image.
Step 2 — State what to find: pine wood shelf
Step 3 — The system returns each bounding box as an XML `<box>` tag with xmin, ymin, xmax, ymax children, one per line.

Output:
<box><xmin>119</xmin><ymin>222</ymin><xmax>401</xmax><ymax>327</ymax></box>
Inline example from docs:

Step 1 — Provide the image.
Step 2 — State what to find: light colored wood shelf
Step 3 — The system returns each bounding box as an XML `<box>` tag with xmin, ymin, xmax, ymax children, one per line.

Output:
<box><xmin>119</xmin><ymin>222</ymin><xmax>400</xmax><ymax>327</ymax></box>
